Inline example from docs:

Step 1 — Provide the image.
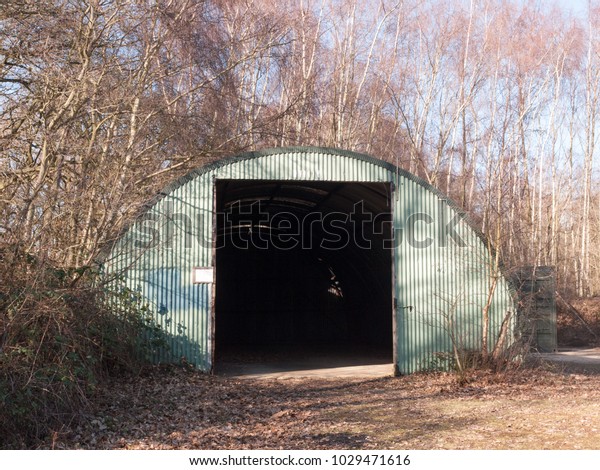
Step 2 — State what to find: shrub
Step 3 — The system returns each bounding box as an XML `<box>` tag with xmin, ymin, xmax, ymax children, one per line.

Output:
<box><xmin>0</xmin><ymin>245</ymin><xmax>164</xmax><ymax>448</ymax></box>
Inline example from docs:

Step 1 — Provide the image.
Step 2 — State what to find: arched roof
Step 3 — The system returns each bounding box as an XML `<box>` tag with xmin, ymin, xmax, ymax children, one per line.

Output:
<box><xmin>104</xmin><ymin>146</ymin><xmax>517</xmax><ymax>374</ymax></box>
<box><xmin>131</xmin><ymin>146</ymin><xmax>496</xmax><ymax>258</ymax></box>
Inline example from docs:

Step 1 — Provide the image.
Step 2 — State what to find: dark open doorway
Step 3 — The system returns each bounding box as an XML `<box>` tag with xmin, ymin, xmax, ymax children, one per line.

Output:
<box><xmin>213</xmin><ymin>180</ymin><xmax>394</xmax><ymax>374</ymax></box>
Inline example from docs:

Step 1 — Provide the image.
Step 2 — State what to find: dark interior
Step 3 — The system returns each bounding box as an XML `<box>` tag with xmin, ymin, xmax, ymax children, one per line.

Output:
<box><xmin>214</xmin><ymin>180</ymin><xmax>393</xmax><ymax>370</ymax></box>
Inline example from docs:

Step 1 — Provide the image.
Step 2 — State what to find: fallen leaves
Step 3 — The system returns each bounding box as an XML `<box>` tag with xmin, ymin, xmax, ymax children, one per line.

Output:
<box><xmin>46</xmin><ymin>367</ymin><xmax>600</xmax><ymax>450</ymax></box>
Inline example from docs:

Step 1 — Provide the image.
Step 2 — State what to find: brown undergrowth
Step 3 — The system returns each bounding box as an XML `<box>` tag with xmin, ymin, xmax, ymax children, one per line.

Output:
<box><xmin>558</xmin><ymin>297</ymin><xmax>600</xmax><ymax>347</ymax></box>
<box><xmin>0</xmin><ymin>245</ymin><xmax>164</xmax><ymax>449</ymax></box>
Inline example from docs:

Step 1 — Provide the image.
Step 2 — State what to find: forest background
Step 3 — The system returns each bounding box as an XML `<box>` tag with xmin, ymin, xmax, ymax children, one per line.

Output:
<box><xmin>3</xmin><ymin>0</ymin><xmax>600</xmax><ymax>295</ymax></box>
<box><xmin>3</xmin><ymin>0</ymin><xmax>600</xmax><ymax>446</ymax></box>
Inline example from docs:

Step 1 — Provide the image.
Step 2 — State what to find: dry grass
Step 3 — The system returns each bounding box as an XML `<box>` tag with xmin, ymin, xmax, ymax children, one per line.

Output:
<box><xmin>326</xmin><ymin>374</ymin><xmax>600</xmax><ymax>449</ymax></box>
<box><xmin>47</xmin><ymin>366</ymin><xmax>600</xmax><ymax>450</ymax></box>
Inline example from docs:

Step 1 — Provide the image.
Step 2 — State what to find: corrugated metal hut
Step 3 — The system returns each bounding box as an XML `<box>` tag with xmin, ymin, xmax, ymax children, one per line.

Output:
<box><xmin>104</xmin><ymin>147</ymin><xmax>516</xmax><ymax>374</ymax></box>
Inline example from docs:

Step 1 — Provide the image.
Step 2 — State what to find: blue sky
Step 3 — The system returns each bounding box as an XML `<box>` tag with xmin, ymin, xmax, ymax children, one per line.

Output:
<box><xmin>512</xmin><ymin>0</ymin><xmax>589</xmax><ymax>17</ymax></box>
<box><xmin>547</xmin><ymin>0</ymin><xmax>588</xmax><ymax>16</ymax></box>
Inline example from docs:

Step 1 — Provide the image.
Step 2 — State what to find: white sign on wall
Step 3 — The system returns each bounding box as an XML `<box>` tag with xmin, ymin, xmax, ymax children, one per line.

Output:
<box><xmin>192</xmin><ymin>267</ymin><xmax>214</xmax><ymax>284</ymax></box>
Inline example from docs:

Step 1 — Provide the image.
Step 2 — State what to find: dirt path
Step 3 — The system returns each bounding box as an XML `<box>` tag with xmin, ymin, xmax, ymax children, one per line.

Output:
<box><xmin>49</xmin><ymin>366</ymin><xmax>600</xmax><ymax>450</ymax></box>
<box><xmin>533</xmin><ymin>348</ymin><xmax>600</xmax><ymax>373</ymax></box>
<box><xmin>218</xmin><ymin>362</ymin><xmax>393</xmax><ymax>379</ymax></box>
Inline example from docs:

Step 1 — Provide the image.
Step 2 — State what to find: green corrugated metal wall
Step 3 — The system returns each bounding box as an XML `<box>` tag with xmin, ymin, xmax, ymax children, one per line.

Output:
<box><xmin>105</xmin><ymin>147</ymin><xmax>516</xmax><ymax>374</ymax></box>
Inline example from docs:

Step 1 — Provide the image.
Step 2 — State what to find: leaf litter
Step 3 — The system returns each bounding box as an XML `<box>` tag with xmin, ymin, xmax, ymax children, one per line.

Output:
<box><xmin>47</xmin><ymin>366</ymin><xmax>600</xmax><ymax>449</ymax></box>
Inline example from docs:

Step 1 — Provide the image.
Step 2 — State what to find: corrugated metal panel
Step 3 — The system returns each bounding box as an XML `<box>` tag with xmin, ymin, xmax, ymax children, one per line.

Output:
<box><xmin>104</xmin><ymin>147</ymin><xmax>516</xmax><ymax>374</ymax></box>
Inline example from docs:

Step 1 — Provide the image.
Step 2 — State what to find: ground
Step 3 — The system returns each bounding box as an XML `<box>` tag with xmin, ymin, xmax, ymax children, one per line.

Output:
<box><xmin>42</xmin><ymin>298</ymin><xmax>600</xmax><ymax>450</ymax></box>
<box><xmin>48</xmin><ymin>364</ymin><xmax>600</xmax><ymax>450</ymax></box>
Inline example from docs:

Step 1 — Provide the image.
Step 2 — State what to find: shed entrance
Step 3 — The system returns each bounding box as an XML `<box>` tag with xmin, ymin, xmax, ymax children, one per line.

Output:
<box><xmin>214</xmin><ymin>180</ymin><xmax>394</xmax><ymax>372</ymax></box>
